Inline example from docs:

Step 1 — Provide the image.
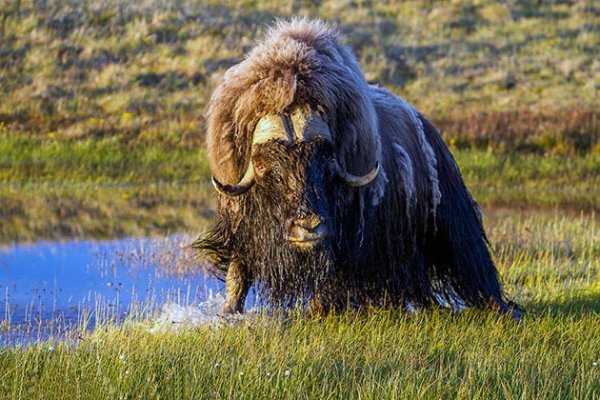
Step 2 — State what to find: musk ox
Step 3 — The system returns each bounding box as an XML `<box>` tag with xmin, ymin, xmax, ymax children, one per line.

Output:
<box><xmin>194</xmin><ymin>19</ymin><xmax>521</xmax><ymax>319</ymax></box>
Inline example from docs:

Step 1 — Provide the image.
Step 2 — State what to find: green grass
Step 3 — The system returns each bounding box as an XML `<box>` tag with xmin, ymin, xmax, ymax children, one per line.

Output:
<box><xmin>458</xmin><ymin>149</ymin><xmax>600</xmax><ymax>210</ymax></box>
<box><xmin>0</xmin><ymin>182</ymin><xmax>215</xmax><ymax>242</ymax></box>
<box><xmin>1</xmin><ymin>135</ymin><xmax>597</xmax><ymax>243</ymax></box>
<box><xmin>0</xmin><ymin>135</ymin><xmax>215</xmax><ymax>242</ymax></box>
<box><xmin>2</xmin><ymin>312</ymin><xmax>598</xmax><ymax>399</ymax></box>
<box><xmin>1</xmin><ymin>211</ymin><xmax>598</xmax><ymax>399</ymax></box>
<box><xmin>0</xmin><ymin>135</ymin><xmax>210</xmax><ymax>183</ymax></box>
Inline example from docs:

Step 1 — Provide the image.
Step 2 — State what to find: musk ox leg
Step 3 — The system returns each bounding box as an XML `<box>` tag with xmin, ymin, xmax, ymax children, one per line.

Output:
<box><xmin>223</xmin><ymin>258</ymin><xmax>250</xmax><ymax>314</ymax></box>
<box><xmin>307</xmin><ymin>280</ymin><xmax>349</xmax><ymax>317</ymax></box>
<box><xmin>308</xmin><ymin>297</ymin><xmax>327</xmax><ymax>318</ymax></box>
<box><xmin>308</xmin><ymin>292</ymin><xmax>336</xmax><ymax>318</ymax></box>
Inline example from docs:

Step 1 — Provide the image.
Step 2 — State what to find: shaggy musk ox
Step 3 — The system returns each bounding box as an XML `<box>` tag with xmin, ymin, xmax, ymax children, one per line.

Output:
<box><xmin>194</xmin><ymin>19</ymin><xmax>521</xmax><ymax>319</ymax></box>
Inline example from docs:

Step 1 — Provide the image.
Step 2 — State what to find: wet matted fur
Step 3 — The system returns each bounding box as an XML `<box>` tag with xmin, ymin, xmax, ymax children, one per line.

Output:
<box><xmin>194</xmin><ymin>19</ymin><xmax>520</xmax><ymax>316</ymax></box>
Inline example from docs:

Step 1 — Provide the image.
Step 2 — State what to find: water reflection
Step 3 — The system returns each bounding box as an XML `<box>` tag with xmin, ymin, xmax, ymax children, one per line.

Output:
<box><xmin>0</xmin><ymin>235</ymin><xmax>224</xmax><ymax>345</ymax></box>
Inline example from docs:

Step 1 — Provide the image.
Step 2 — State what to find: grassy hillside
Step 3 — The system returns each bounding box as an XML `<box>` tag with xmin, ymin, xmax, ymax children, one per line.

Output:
<box><xmin>0</xmin><ymin>0</ymin><xmax>598</xmax><ymax>152</ymax></box>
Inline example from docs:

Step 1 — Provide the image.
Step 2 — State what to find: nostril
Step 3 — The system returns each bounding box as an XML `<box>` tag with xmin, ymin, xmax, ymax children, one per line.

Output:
<box><xmin>287</xmin><ymin>214</ymin><xmax>328</xmax><ymax>244</ymax></box>
<box><xmin>293</xmin><ymin>215</ymin><xmax>321</xmax><ymax>231</ymax></box>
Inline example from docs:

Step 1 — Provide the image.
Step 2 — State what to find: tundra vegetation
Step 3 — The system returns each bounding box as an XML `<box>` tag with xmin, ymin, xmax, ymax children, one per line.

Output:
<box><xmin>0</xmin><ymin>0</ymin><xmax>598</xmax><ymax>398</ymax></box>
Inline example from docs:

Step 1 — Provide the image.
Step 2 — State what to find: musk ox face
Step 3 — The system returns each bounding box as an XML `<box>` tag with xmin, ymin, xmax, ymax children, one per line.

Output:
<box><xmin>234</xmin><ymin>137</ymin><xmax>339</xmax><ymax>306</ymax></box>
<box><xmin>205</xmin><ymin>111</ymin><xmax>380</xmax><ymax>308</ymax></box>
<box><xmin>210</xmin><ymin>109</ymin><xmax>379</xmax><ymax>250</ymax></box>
<box><xmin>250</xmin><ymin>137</ymin><xmax>335</xmax><ymax>249</ymax></box>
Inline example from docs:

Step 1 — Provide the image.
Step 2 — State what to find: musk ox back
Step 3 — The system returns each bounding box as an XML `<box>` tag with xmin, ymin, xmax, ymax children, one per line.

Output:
<box><xmin>193</xmin><ymin>19</ymin><xmax>520</xmax><ymax>318</ymax></box>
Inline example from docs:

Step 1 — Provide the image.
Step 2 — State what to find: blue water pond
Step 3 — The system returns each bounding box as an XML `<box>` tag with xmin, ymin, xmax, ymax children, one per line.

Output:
<box><xmin>0</xmin><ymin>235</ymin><xmax>227</xmax><ymax>345</ymax></box>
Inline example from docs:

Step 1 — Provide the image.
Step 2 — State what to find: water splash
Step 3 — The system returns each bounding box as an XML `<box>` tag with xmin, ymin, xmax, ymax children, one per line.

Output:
<box><xmin>149</xmin><ymin>292</ymin><xmax>259</xmax><ymax>332</ymax></box>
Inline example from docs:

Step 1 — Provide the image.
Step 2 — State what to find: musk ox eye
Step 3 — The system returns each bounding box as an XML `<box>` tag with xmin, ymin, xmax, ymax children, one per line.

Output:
<box><xmin>254</xmin><ymin>160</ymin><xmax>267</xmax><ymax>176</ymax></box>
<box><xmin>327</xmin><ymin>158</ymin><xmax>336</xmax><ymax>172</ymax></box>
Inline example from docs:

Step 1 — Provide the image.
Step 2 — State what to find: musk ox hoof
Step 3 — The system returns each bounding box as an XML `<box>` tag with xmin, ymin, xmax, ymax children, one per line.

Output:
<box><xmin>307</xmin><ymin>305</ymin><xmax>325</xmax><ymax>319</ymax></box>
<box><xmin>307</xmin><ymin>298</ymin><xmax>330</xmax><ymax>319</ymax></box>
<box><xmin>491</xmin><ymin>297</ymin><xmax>523</xmax><ymax>321</ymax></box>
<box><xmin>509</xmin><ymin>308</ymin><xmax>523</xmax><ymax>321</ymax></box>
<box><xmin>222</xmin><ymin>301</ymin><xmax>244</xmax><ymax>315</ymax></box>
<box><xmin>505</xmin><ymin>303</ymin><xmax>524</xmax><ymax>322</ymax></box>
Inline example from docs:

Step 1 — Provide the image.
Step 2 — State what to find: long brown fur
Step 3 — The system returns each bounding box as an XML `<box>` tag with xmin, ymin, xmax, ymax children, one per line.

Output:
<box><xmin>207</xmin><ymin>19</ymin><xmax>380</xmax><ymax>188</ymax></box>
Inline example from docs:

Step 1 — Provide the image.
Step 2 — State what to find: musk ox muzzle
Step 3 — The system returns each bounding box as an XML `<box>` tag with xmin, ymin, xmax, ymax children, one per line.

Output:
<box><xmin>287</xmin><ymin>214</ymin><xmax>328</xmax><ymax>246</ymax></box>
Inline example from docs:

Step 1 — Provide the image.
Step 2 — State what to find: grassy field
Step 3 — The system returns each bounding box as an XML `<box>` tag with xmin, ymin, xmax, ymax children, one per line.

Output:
<box><xmin>0</xmin><ymin>0</ymin><xmax>599</xmax><ymax>398</ymax></box>
<box><xmin>1</xmin><ymin>212</ymin><xmax>598</xmax><ymax>399</ymax></box>
<box><xmin>0</xmin><ymin>0</ymin><xmax>598</xmax><ymax>150</ymax></box>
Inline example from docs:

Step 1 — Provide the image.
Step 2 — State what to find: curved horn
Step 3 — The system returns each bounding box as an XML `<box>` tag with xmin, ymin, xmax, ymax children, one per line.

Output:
<box><xmin>332</xmin><ymin>160</ymin><xmax>380</xmax><ymax>187</ymax></box>
<box><xmin>212</xmin><ymin>167</ymin><xmax>255</xmax><ymax>196</ymax></box>
<box><xmin>211</xmin><ymin>160</ymin><xmax>256</xmax><ymax>196</ymax></box>
<box><xmin>212</xmin><ymin>114</ymin><xmax>288</xmax><ymax>197</ymax></box>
